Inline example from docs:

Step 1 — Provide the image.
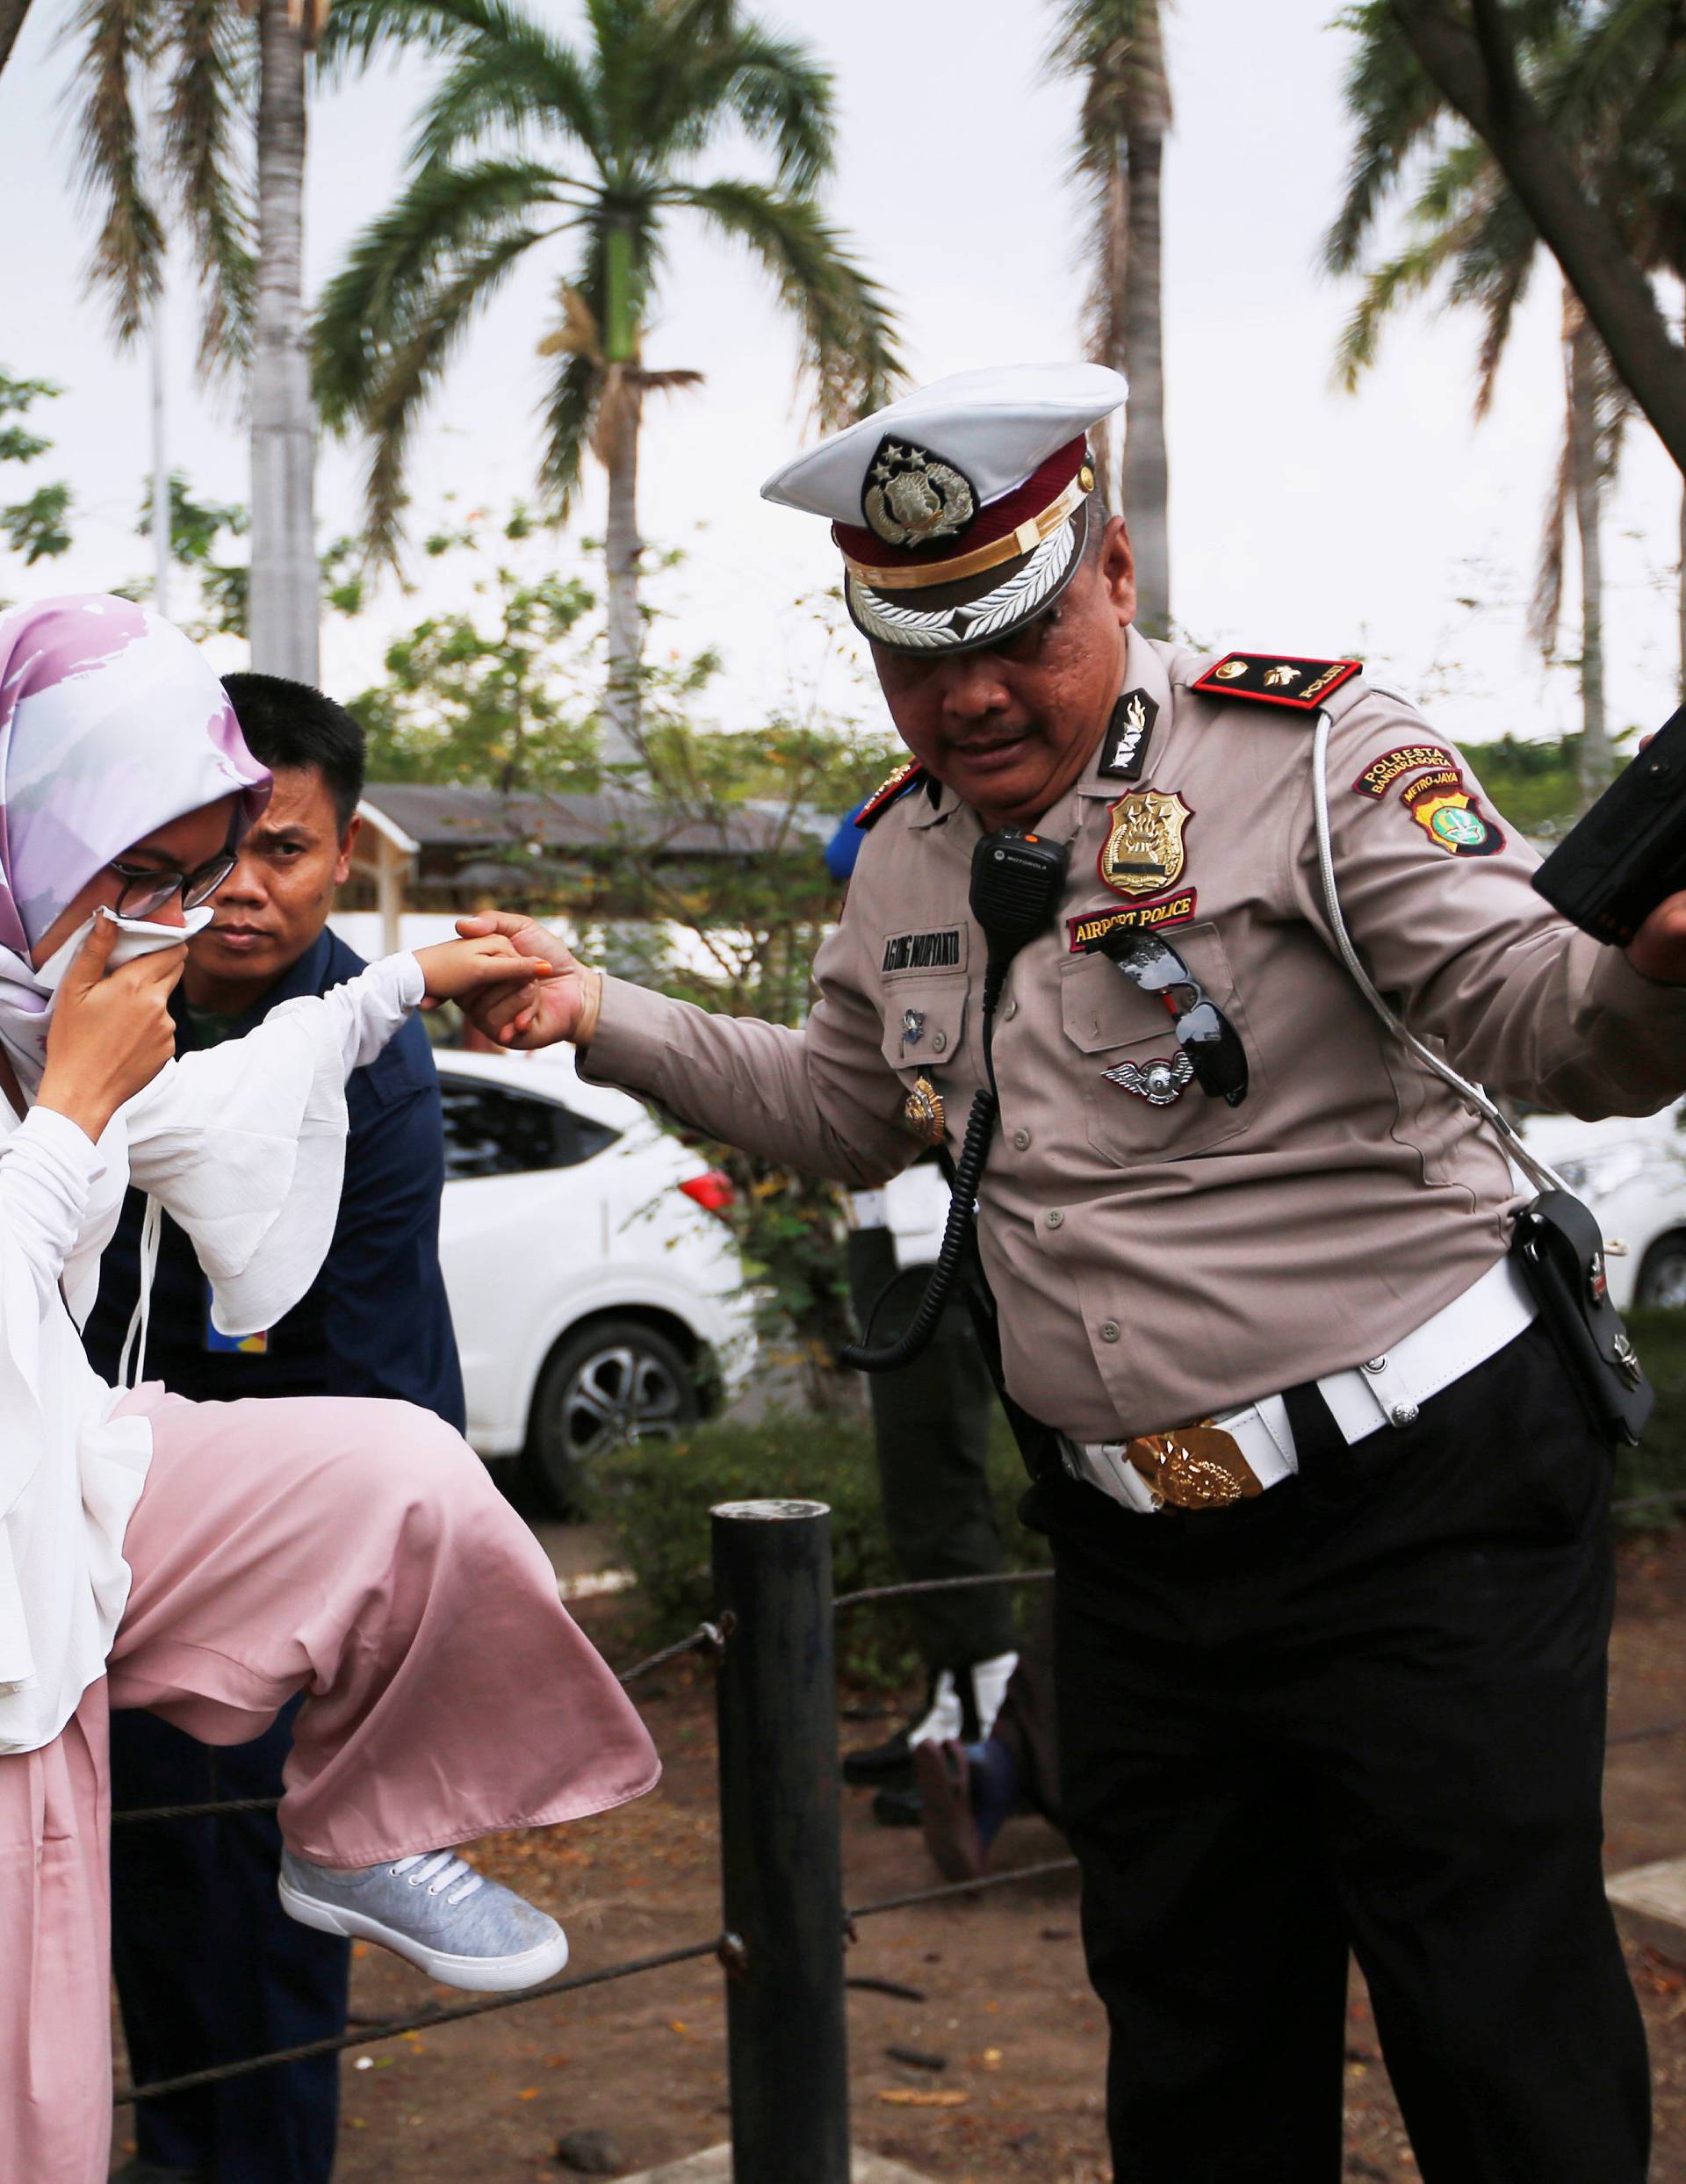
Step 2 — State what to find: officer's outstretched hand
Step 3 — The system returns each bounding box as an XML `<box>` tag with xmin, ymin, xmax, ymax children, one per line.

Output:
<box><xmin>453</xmin><ymin>909</ymin><xmax>594</xmax><ymax>1047</ymax></box>
<box><xmin>1626</xmin><ymin>892</ymin><xmax>1686</xmax><ymax>985</ymax></box>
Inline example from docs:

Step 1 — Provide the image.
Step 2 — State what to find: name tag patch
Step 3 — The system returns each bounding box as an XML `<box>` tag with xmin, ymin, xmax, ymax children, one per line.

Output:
<box><xmin>882</xmin><ymin>927</ymin><xmax>962</xmax><ymax>974</ymax></box>
<box><xmin>1353</xmin><ymin>743</ymin><xmax>1453</xmax><ymax>798</ymax></box>
<box><xmin>1067</xmin><ymin>890</ymin><xmax>1198</xmax><ymax>954</ymax></box>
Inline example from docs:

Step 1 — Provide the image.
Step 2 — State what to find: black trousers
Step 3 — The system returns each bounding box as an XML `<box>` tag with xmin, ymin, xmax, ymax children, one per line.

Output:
<box><xmin>1029</xmin><ymin>1320</ymin><xmax>1650</xmax><ymax>2184</ymax></box>
<box><xmin>111</xmin><ymin>1697</ymin><xmax>349</xmax><ymax>2184</ymax></box>
<box><xmin>847</xmin><ymin>1226</ymin><xmax>1018</xmax><ymax>1672</ymax></box>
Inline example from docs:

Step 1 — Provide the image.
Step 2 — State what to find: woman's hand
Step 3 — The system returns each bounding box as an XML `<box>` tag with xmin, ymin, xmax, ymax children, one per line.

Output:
<box><xmin>37</xmin><ymin>915</ymin><xmax>185</xmax><ymax>1142</ymax></box>
<box><xmin>450</xmin><ymin>911</ymin><xmax>596</xmax><ymax>1048</ymax></box>
<box><xmin>413</xmin><ymin>934</ymin><xmax>558</xmax><ymax>1010</ymax></box>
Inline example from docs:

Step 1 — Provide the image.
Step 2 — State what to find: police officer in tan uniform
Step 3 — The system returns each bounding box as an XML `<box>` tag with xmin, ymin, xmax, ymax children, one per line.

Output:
<box><xmin>462</xmin><ymin>364</ymin><xmax>1686</xmax><ymax>2182</ymax></box>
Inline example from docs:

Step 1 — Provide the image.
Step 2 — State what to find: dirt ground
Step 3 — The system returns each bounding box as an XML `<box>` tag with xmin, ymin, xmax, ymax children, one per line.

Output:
<box><xmin>109</xmin><ymin>1527</ymin><xmax>1686</xmax><ymax>2183</ymax></box>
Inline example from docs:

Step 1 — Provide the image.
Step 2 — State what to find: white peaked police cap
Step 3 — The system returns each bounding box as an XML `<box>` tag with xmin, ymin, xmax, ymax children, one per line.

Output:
<box><xmin>760</xmin><ymin>362</ymin><xmax>1128</xmax><ymax>656</ymax></box>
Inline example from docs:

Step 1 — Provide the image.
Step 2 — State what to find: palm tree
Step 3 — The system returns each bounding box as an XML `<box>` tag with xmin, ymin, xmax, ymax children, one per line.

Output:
<box><xmin>314</xmin><ymin>0</ymin><xmax>902</xmax><ymax>767</ymax></box>
<box><xmin>1045</xmin><ymin>0</ymin><xmax>1172</xmax><ymax>635</ymax></box>
<box><xmin>1326</xmin><ymin>4</ymin><xmax>1633</xmax><ymax>803</ymax></box>
<box><xmin>68</xmin><ymin>0</ymin><xmax>328</xmax><ymax>678</ymax></box>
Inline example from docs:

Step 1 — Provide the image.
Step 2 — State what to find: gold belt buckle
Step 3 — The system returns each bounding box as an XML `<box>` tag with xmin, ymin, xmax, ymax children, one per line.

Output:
<box><xmin>1125</xmin><ymin>1421</ymin><xmax>1263</xmax><ymax>1510</ymax></box>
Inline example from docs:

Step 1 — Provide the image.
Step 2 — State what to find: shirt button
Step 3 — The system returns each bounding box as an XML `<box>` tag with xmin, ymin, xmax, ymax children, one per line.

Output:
<box><xmin>1099</xmin><ymin>1320</ymin><xmax>1120</xmax><ymax>1344</ymax></box>
<box><xmin>1005</xmin><ymin>999</ymin><xmax>1020</xmax><ymax>1020</ymax></box>
<box><xmin>1045</xmin><ymin>1209</ymin><xmax>1064</xmax><ymax>1229</ymax></box>
<box><xmin>1390</xmin><ymin>1402</ymin><xmax>1419</xmax><ymax>1427</ymax></box>
<box><xmin>1012</xmin><ymin>1128</ymin><xmax>1030</xmax><ymax>1150</ymax></box>
<box><xmin>932</xmin><ymin>1031</ymin><xmax>948</xmax><ymax>1053</ymax></box>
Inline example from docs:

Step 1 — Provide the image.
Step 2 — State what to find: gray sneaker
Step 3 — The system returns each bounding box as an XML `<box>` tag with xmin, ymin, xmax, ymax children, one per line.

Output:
<box><xmin>278</xmin><ymin>1847</ymin><xmax>569</xmax><ymax>1993</ymax></box>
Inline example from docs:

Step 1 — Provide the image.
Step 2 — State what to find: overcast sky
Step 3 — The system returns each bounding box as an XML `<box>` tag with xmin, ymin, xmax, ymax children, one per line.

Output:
<box><xmin>4</xmin><ymin>0</ymin><xmax>1684</xmax><ymax>754</ymax></box>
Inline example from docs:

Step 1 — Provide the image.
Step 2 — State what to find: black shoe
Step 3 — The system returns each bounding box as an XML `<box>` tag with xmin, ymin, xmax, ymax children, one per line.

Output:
<box><xmin>842</xmin><ymin>1725</ymin><xmax>914</xmax><ymax>1789</ymax></box>
<box><xmin>110</xmin><ymin>2162</ymin><xmax>214</xmax><ymax>2184</ymax></box>
<box><xmin>871</xmin><ymin>1786</ymin><xmax>925</xmax><ymax>1828</ymax></box>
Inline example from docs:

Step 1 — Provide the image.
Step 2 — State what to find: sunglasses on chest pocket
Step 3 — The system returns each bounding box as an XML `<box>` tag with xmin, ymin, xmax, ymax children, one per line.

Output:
<box><xmin>1081</xmin><ymin>927</ymin><xmax>1250</xmax><ymax>1107</ymax></box>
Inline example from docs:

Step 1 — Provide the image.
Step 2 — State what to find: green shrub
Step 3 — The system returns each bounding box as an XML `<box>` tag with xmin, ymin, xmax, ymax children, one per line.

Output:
<box><xmin>601</xmin><ymin>1410</ymin><xmax>1048</xmax><ymax>1689</ymax></box>
<box><xmin>1616</xmin><ymin>1310</ymin><xmax>1686</xmax><ymax>1524</ymax></box>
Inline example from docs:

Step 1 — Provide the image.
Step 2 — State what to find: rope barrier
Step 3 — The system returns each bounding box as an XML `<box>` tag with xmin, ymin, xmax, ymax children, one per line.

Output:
<box><xmin>112</xmin><ymin>1935</ymin><xmax>726</xmax><ymax>2105</ymax></box>
<box><xmin>833</xmin><ymin>1568</ymin><xmax>1052</xmax><ymax>1611</ymax></box>
<box><xmin>846</xmin><ymin>1856</ymin><xmax>1079</xmax><ymax>1921</ymax></box>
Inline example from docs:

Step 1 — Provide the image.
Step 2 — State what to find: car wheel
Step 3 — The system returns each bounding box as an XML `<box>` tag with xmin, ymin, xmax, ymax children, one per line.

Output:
<box><xmin>524</xmin><ymin>1318</ymin><xmax>699</xmax><ymax>1514</ymax></box>
<box><xmin>1637</xmin><ymin>1236</ymin><xmax>1686</xmax><ymax>1309</ymax></box>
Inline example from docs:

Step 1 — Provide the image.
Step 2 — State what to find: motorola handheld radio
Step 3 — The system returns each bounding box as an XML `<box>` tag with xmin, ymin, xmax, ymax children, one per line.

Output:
<box><xmin>841</xmin><ymin>824</ymin><xmax>1069</xmax><ymax>1373</ymax></box>
<box><xmin>1532</xmin><ymin>702</ymin><xmax>1686</xmax><ymax>945</ymax></box>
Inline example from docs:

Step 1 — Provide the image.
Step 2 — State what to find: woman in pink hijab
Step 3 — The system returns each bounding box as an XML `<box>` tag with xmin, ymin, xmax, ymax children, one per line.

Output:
<box><xmin>0</xmin><ymin>598</ymin><xmax>659</xmax><ymax>2182</ymax></box>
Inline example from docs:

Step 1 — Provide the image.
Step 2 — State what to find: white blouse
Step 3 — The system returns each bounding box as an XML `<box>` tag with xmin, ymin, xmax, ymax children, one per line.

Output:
<box><xmin>0</xmin><ymin>952</ymin><xmax>424</xmax><ymax>1756</ymax></box>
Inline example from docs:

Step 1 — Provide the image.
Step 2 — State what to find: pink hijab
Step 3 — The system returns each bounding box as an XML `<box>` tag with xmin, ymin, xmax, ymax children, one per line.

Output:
<box><xmin>0</xmin><ymin>595</ymin><xmax>270</xmax><ymax>1077</ymax></box>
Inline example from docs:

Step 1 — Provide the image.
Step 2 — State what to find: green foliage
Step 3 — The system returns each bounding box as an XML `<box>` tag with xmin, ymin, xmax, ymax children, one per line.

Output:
<box><xmin>139</xmin><ymin>471</ymin><xmax>249</xmax><ymax>636</ymax></box>
<box><xmin>0</xmin><ymin>369</ymin><xmax>73</xmax><ymax>569</ymax></box>
<box><xmin>1617</xmin><ymin>1309</ymin><xmax>1686</xmax><ymax>1524</ymax></box>
<box><xmin>600</xmin><ymin>1411</ymin><xmax>1047</xmax><ymax>1689</ymax></box>
<box><xmin>1460</xmin><ymin>729</ymin><xmax>1639</xmax><ymax>837</ymax></box>
<box><xmin>612</xmin><ymin>654</ymin><xmax>898</xmax><ymax>1389</ymax></box>
<box><xmin>130</xmin><ymin>472</ymin><xmax>363</xmax><ymax>643</ymax></box>
<box><xmin>347</xmin><ymin>505</ymin><xmax>598</xmax><ymax>789</ymax></box>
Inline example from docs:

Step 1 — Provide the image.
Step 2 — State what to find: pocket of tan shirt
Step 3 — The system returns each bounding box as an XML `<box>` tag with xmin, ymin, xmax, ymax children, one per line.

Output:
<box><xmin>1057</xmin><ymin>922</ymin><xmax>1265</xmax><ymax>1165</ymax></box>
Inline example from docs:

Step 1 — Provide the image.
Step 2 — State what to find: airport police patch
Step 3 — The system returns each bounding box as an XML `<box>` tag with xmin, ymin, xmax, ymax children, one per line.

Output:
<box><xmin>1067</xmin><ymin>890</ymin><xmax>1197</xmax><ymax>953</ymax></box>
<box><xmin>1192</xmin><ymin>652</ymin><xmax>1362</xmax><ymax>711</ymax></box>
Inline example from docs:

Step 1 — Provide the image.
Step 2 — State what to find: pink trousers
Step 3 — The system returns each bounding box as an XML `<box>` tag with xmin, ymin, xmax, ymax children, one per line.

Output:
<box><xmin>0</xmin><ymin>1386</ymin><xmax>659</xmax><ymax>2184</ymax></box>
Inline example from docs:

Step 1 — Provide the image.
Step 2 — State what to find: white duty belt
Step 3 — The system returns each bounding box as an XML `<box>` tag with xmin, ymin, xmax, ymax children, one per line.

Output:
<box><xmin>1062</xmin><ymin>1255</ymin><xmax>1536</xmax><ymax>1516</ymax></box>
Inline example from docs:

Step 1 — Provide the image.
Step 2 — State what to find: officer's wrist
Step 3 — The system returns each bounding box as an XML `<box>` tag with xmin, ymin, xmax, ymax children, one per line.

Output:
<box><xmin>573</xmin><ymin>968</ymin><xmax>604</xmax><ymax>1046</ymax></box>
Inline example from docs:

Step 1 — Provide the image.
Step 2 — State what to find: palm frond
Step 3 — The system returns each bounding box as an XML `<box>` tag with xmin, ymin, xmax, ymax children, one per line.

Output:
<box><xmin>67</xmin><ymin>0</ymin><xmax>167</xmax><ymax>344</ymax></box>
<box><xmin>348</xmin><ymin>221</ymin><xmax>546</xmax><ymax>561</ymax></box>
<box><xmin>313</xmin><ymin>156</ymin><xmax>568</xmax><ymax>429</ymax></box>
<box><xmin>537</xmin><ymin>238</ymin><xmax>606</xmax><ymax>512</ymax></box>
<box><xmin>645</xmin><ymin>14</ymin><xmax>835</xmax><ymax>195</ymax></box>
<box><xmin>1322</xmin><ymin>1</ymin><xmax>1449</xmax><ymax>276</ymax></box>
<box><xmin>318</xmin><ymin>0</ymin><xmax>580</xmax><ymax>93</ymax></box>
<box><xmin>406</xmin><ymin>17</ymin><xmax>605</xmax><ymax>172</ymax></box>
<box><xmin>666</xmin><ymin>177</ymin><xmax>904</xmax><ymax>426</ymax></box>
<box><xmin>161</xmin><ymin>0</ymin><xmax>256</xmax><ymax>376</ymax></box>
<box><xmin>1331</xmin><ymin>227</ymin><xmax>1464</xmax><ymax>390</ymax></box>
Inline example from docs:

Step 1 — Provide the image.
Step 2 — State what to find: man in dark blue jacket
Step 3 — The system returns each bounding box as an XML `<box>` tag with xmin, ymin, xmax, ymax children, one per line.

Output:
<box><xmin>86</xmin><ymin>674</ymin><xmax>465</xmax><ymax>2184</ymax></box>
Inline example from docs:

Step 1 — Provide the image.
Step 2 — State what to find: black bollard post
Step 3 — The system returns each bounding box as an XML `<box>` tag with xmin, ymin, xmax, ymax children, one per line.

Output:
<box><xmin>712</xmin><ymin>1498</ymin><xmax>850</xmax><ymax>2183</ymax></box>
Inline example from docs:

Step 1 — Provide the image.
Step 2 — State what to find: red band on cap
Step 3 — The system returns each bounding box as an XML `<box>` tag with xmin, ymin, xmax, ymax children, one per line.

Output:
<box><xmin>832</xmin><ymin>437</ymin><xmax>1089</xmax><ymax>572</ymax></box>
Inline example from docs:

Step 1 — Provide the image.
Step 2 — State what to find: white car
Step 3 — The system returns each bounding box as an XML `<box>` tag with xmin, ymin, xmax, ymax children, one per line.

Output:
<box><xmin>1518</xmin><ymin>1100</ymin><xmax>1686</xmax><ymax>1309</ymax></box>
<box><xmin>433</xmin><ymin>1046</ymin><xmax>756</xmax><ymax>1509</ymax></box>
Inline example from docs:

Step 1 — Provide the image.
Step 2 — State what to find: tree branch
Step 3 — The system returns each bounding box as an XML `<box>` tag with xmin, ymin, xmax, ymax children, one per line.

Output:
<box><xmin>1388</xmin><ymin>0</ymin><xmax>1686</xmax><ymax>473</ymax></box>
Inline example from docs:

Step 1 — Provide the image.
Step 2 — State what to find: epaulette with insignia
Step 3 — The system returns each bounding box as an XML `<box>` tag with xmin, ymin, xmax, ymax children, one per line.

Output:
<box><xmin>855</xmin><ymin>760</ymin><xmax>928</xmax><ymax>828</ymax></box>
<box><xmin>1191</xmin><ymin>652</ymin><xmax>1362</xmax><ymax>711</ymax></box>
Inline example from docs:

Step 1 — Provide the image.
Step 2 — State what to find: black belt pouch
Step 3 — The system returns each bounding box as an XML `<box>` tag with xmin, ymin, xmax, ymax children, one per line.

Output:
<box><xmin>1509</xmin><ymin>1190</ymin><xmax>1654</xmax><ymax>1445</ymax></box>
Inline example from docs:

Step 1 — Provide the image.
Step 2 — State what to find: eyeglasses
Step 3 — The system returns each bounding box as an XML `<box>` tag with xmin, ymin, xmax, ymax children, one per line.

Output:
<box><xmin>1084</xmin><ymin>928</ymin><xmax>1250</xmax><ymax>1107</ymax></box>
<box><xmin>105</xmin><ymin>842</ymin><xmax>239</xmax><ymax>922</ymax></box>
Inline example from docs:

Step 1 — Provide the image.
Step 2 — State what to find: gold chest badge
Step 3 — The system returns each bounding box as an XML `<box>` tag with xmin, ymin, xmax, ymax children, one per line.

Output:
<box><xmin>1099</xmin><ymin>790</ymin><xmax>1192</xmax><ymax>899</ymax></box>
